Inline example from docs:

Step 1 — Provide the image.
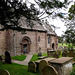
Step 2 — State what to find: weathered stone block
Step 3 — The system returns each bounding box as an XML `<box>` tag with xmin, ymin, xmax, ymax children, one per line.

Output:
<box><xmin>28</xmin><ymin>61</ymin><xmax>36</xmax><ymax>72</ymax></box>
<box><xmin>41</xmin><ymin>65</ymin><xmax>58</xmax><ymax>75</ymax></box>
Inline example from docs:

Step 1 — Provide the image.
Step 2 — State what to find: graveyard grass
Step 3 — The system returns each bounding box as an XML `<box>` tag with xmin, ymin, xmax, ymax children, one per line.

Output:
<box><xmin>11</xmin><ymin>55</ymin><xmax>27</xmax><ymax>61</ymax></box>
<box><xmin>31</xmin><ymin>52</ymin><xmax>47</xmax><ymax>61</ymax></box>
<box><xmin>0</xmin><ymin>62</ymin><xmax>40</xmax><ymax>75</ymax></box>
<box><xmin>58</xmin><ymin>43</ymin><xmax>75</xmax><ymax>48</ymax></box>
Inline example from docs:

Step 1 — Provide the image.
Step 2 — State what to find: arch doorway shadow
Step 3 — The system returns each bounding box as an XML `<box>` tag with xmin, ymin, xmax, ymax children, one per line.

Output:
<box><xmin>52</xmin><ymin>43</ymin><xmax>54</xmax><ymax>50</ymax></box>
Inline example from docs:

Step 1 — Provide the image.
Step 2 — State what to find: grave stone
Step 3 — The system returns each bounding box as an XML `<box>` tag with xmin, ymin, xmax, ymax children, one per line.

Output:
<box><xmin>38</xmin><ymin>47</ymin><xmax>42</xmax><ymax>56</ymax></box>
<box><xmin>53</xmin><ymin>53</ymin><xmax>59</xmax><ymax>58</ymax></box>
<box><xmin>41</xmin><ymin>65</ymin><xmax>58</xmax><ymax>75</ymax></box>
<box><xmin>35</xmin><ymin>58</ymin><xmax>56</xmax><ymax>72</ymax></box>
<box><xmin>49</xmin><ymin>57</ymin><xmax>73</xmax><ymax>75</ymax></box>
<box><xmin>28</xmin><ymin>61</ymin><xmax>36</xmax><ymax>72</ymax></box>
<box><xmin>47</xmin><ymin>50</ymin><xmax>55</xmax><ymax>57</ymax></box>
<box><xmin>5</xmin><ymin>51</ymin><xmax>11</xmax><ymax>64</ymax></box>
<box><xmin>58</xmin><ymin>46</ymin><xmax>63</xmax><ymax>50</ymax></box>
<box><xmin>39</xmin><ymin>60</ymin><xmax>49</xmax><ymax>71</ymax></box>
<box><xmin>0</xmin><ymin>56</ymin><xmax>2</xmax><ymax>62</ymax></box>
<box><xmin>57</xmin><ymin>50</ymin><xmax>61</xmax><ymax>55</ymax></box>
<box><xmin>62</xmin><ymin>52</ymin><xmax>67</xmax><ymax>57</ymax></box>
<box><xmin>0</xmin><ymin>70</ymin><xmax>10</xmax><ymax>75</ymax></box>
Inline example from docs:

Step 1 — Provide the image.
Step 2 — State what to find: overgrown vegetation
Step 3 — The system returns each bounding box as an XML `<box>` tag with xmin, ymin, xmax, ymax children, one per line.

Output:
<box><xmin>11</xmin><ymin>55</ymin><xmax>27</xmax><ymax>61</ymax></box>
<box><xmin>58</xmin><ymin>43</ymin><xmax>75</xmax><ymax>49</ymax></box>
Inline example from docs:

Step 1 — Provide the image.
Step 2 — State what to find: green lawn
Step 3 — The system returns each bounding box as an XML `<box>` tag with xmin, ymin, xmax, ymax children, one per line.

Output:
<box><xmin>0</xmin><ymin>63</ymin><xmax>39</xmax><ymax>75</ymax></box>
<box><xmin>31</xmin><ymin>52</ymin><xmax>47</xmax><ymax>61</ymax></box>
<box><xmin>0</xmin><ymin>62</ymin><xmax>75</xmax><ymax>75</ymax></box>
<box><xmin>11</xmin><ymin>55</ymin><xmax>27</xmax><ymax>61</ymax></box>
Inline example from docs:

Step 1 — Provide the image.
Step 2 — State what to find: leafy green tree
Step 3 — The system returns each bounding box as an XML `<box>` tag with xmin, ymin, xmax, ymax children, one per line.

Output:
<box><xmin>0</xmin><ymin>0</ymin><xmax>70</xmax><ymax>30</ymax></box>
<box><xmin>64</xmin><ymin>3</ymin><xmax>75</xmax><ymax>50</ymax></box>
<box><xmin>0</xmin><ymin>0</ymin><xmax>39</xmax><ymax>31</ymax></box>
<box><xmin>58</xmin><ymin>36</ymin><xmax>63</xmax><ymax>43</ymax></box>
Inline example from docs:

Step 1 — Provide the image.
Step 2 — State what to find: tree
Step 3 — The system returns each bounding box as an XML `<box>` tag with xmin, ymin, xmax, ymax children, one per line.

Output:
<box><xmin>0</xmin><ymin>0</ymin><xmax>70</xmax><ymax>31</ymax></box>
<box><xmin>64</xmin><ymin>3</ymin><xmax>75</xmax><ymax>50</ymax></box>
<box><xmin>58</xmin><ymin>36</ymin><xmax>63</xmax><ymax>43</ymax></box>
<box><xmin>0</xmin><ymin>0</ymin><xmax>39</xmax><ymax>31</ymax></box>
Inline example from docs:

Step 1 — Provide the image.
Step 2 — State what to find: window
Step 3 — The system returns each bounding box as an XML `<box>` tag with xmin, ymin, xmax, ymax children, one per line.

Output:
<box><xmin>48</xmin><ymin>36</ymin><xmax>50</xmax><ymax>44</ymax></box>
<box><xmin>38</xmin><ymin>36</ymin><xmax>40</xmax><ymax>42</ymax></box>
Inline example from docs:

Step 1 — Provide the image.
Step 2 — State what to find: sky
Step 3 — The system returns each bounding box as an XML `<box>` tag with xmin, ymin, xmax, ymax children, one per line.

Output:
<box><xmin>23</xmin><ymin>0</ymin><xmax>74</xmax><ymax>36</ymax></box>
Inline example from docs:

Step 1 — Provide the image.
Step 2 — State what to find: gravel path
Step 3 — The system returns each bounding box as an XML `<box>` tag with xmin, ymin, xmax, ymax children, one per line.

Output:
<box><xmin>12</xmin><ymin>54</ymin><xmax>33</xmax><ymax>66</ymax></box>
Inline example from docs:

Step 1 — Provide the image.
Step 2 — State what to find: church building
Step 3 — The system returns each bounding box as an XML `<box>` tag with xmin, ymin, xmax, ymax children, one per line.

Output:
<box><xmin>0</xmin><ymin>17</ymin><xmax>58</xmax><ymax>56</ymax></box>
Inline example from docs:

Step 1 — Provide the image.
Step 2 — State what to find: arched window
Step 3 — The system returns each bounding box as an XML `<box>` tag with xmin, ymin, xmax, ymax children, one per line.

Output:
<box><xmin>38</xmin><ymin>36</ymin><xmax>40</xmax><ymax>42</ymax></box>
<box><xmin>48</xmin><ymin>36</ymin><xmax>50</xmax><ymax>44</ymax></box>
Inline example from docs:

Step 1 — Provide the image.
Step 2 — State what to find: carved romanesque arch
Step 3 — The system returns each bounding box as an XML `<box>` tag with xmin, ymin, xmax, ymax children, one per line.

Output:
<box><xmin>21</xmin><ymin>36</ymin><xmax>31</xmax><ymax>54</ymax></box>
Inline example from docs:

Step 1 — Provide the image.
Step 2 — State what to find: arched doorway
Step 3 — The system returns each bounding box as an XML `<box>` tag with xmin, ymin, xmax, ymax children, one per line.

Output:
<box><xmin>52</xmin><ymin>43</ymin><xmax>54</xmax><ymax>50</ymax></box>
<box><xmin>21</xmin><ymin>36</ymin><xmax>31</xmax><ymax>54</ymax></box>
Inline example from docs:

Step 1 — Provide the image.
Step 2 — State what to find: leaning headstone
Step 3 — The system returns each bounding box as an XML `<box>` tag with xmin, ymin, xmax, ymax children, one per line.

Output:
<box><xmin>0</xmin><ymin>56</ymin><xmax>2</xmax><ymax>62</ymax></box>
<box><xmin>0</xmin><ymin>70</ymin><xmax>10</xmax><ymax>75</ymax></box>
<box><xmin>28</xmin><ymin>61</ymin><xmax>36</xmax><ymax>72</ymax></box>
<box><xmin>53</xmin><ymin>53</ymin><xmax>59</xmax><ymax>58</ymax></box>
<box><xmin>39</xmin><ymin>60</ymin><xmax>49</xmax><ymax>71</ymax></box>
<box><xmin>5</xmin><ymin>51</ymin><xmax>11</xmax><ymax>64</ymax></box>
<box><xmin>41</xmin><ymin>65</ymin><xmax>58</xmax><ymax>75</ymax></box>
<box><xmin>62</xmin><ymin>52</ymin><xmax>67</xmax><ymax>57</ymax></box>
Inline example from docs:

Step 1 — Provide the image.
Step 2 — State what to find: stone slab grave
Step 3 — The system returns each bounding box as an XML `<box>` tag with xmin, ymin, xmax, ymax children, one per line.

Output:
<box><xmin>41</xmin><ymin>65</ymin><xmax>58</xmax><ymax>75</ymax></box>
<box><xmin>0</xmin><ymin>70</ymin><xmax>10</xmax><ymax>75</ymax></box>
<box><xmin>38</xmin><ymin>56</ymin><xmax>47</xmax><ymax>59</ymax></box>
<box><xmin>28</xmin><ymin>61</ymin><xmax>36</xmax><ymax>72</ymax></box>
<box><xmin>47</xmin><ymin>50</ymin><xmax>55</xmax><ymax>57</ymax></box>
<box><xmin>35</xmin><ymin>58</ymin><xmax>56</xmax><ymax>72</ymax></box>
<box><xmin>49</xmin><ymin>57</ymin><xmax>73</xmax><ymax>75</ymax></box>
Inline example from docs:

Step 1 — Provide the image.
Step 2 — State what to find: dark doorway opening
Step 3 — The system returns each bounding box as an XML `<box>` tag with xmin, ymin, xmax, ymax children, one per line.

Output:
<box><xmin>52</xmin><ymin>43</ymin><xmax>54</xmax><ymax>50</ymax></box>
<box><xmin>23</xmin><ymin>44</ymin><xmax>27</xmax><ymax>54</ymax></box>
<box><xmin>21</xmin><ymin>36</ymin><xmax>31</xmax><ymax>54</ymax></box>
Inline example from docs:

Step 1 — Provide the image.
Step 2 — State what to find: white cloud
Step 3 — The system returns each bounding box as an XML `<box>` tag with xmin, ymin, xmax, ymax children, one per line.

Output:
<box><xmin>49</xmin><ymin>18</ymin><xmax>66</xmax><ymax>36</ymax></box>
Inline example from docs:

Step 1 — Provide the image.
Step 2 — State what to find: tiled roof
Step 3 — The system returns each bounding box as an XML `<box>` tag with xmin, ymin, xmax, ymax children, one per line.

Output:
<box><xmin>19</xmin><ymin>17</ymin><xmax>56</xmax><ymax>35</ymax></box>
<box><xmin>19</xmin><ymin>17</ymin><xmax>46</xmax><ymax>32</ymax></box>
<box><xmin>42</xmin><ymin>22</ymin><xmax>56</xmax><ymax>35</ymax></box>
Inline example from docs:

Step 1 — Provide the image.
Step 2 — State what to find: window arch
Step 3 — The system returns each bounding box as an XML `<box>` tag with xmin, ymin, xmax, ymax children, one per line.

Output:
<box><xmin>48</xmin><ymin>36</ymin><xmax>50</xmax><ymax>44</ymax></box>
<box><xmin>38</xmin><ymin>36</ymin><xmax>40</xmax><ymax>42</ymax></box>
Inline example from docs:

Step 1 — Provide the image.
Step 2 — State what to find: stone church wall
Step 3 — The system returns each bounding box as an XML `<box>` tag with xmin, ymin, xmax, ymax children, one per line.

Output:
<box><xmin>0</xmin><ymin>29</ymin><xmax>58</xmax><ymax>56</ymax></box>
<box><xmin>0</xmin><ymin>30</ymin><xmax>6</xmax><ymax>55</ymax></box>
